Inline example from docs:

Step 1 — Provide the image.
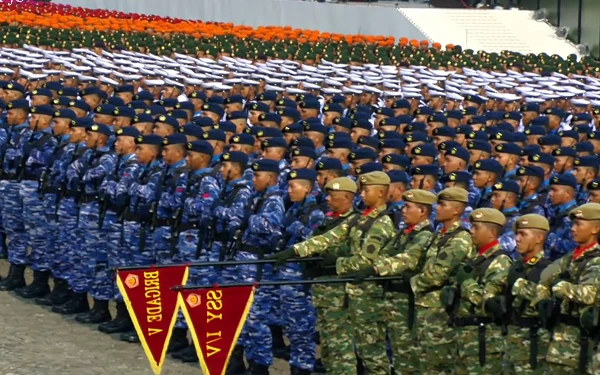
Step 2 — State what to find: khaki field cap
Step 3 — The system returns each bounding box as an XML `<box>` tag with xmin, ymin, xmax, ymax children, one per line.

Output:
<box><xmin>403</xmin><ymin>189</ymin><xmax>437</xmax><ymax>205</ymax></box>
<box><xmin>569</xmin><ymin>203</ymin><xmax>600</xmax><ymax>221</ymax></box>
<box><xmin>325</xmin><ymin>177</ymin><xmax>357</xmax><ymax>194</ymax></box>
<box><xmin>359</xmin><ymin>171</ymin><xmax>391</xmax><ymax>186</ymax></box>
<box><xmin>512</xmin><ymin>214</ymin><xmax>550</xmax><ymax>232</ymax></box>
<box><xmin>469</xmin><ymin>208</ymin><xmax>506</xmax><ymax>226</ymax></box>
<box><xmin>437</xmin><ymin>187</ymin><xmax>469</xmax><ymax>203</ymax></box>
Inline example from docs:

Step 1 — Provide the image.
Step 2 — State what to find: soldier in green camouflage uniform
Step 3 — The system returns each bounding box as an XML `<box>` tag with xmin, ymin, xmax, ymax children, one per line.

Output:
<box><xmin>272</xmin><ymin>177</ymin><xmax>360</xmax><ymax>375</ymax></box>
<box><xmin>447</xmin><ymin>208</ymin><xmax>512</xmax><ymax>374</ymax></box>
<box><xmin>410</xmin><ymin>187</ymin><xmax>475</xmax><ymax>375</ymax></box>
<box><xmin>346</xmin><ymin>189</ymin><xmax>436</xmax><ymax>374</ymax></box>
<box><xmin>534</xmin><ymin>203</ymin><xmax>600</xmax><ymax>375</ymax></box>
<box><xmin>503</xmin><ymin>214</ymin><xmax>552</xmax><ymax>375</ymax></box>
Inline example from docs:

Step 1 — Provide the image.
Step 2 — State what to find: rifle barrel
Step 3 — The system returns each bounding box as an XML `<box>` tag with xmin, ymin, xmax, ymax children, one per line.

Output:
<box><xmin>173</xmin><ymin>275</ymin><xmax>406</xmax><ymax>289</ymax></box>
<box><xmin>116</xmin><ymin>256</ymin><xmax>325</xmax><ymax>271</ymax></box>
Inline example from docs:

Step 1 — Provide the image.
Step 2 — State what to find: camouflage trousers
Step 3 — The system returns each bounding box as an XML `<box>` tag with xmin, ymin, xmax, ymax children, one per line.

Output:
<box><xmin>313</xmin><ymin>283</ymin><xmax>355</xmax><ymax>375</ymax></box>
<box><xmin>22</xmin><ymin>181</ymin><xmax>51</xmax><ymax>271</ymax></box>
<box><xmin>348</xmin><ymin>290</ymin><xmax>391</xmax><ymax>375</ymax></box>
<box><xmin>384</xmin><ymin>292</ymin><xmax>420</xmax><ymax>374</ymax></box>
<box><xmin>0</xmin><ymin>180</ymin><xmax>27</xmax><ymax>266</ymax></box>
<box><xmin>455</xmin><ymin>324</ymin><xmax>504</xmax><ymax>375</ymax></box>
<box><xmin>415</xmin><ymin>306</ymin><xmax>458</xmax><ymax>374</ymax></box>
<box><xmin>546</xmin><ymin>323</ymin><xmax>593</xmax><ymax>372</ymax></box>
<box><xmin>503</xmin><ymin>325</ymin><xmax>549</xmax><ymax>375</ymax></box>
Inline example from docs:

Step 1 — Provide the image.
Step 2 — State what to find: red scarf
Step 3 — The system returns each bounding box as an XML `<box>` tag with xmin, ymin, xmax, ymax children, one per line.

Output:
<box><xmin>573</xmin><ymin>242</ymin><xmax>598</xmax><ymax>261</ymax></box>
<box><xmin>478</xmin><ymin>240</ymin><xmax>499</xmax><ymax>256</ymax></box>
<box><xmin>362</xmin><ymin>207</ymin><xmax>376</xmax><ymax>217</ymax></box>
<box><xmin>404</xmin><ymin>224</ymin><xmax>417</xmax><ymax>235</ymax></box>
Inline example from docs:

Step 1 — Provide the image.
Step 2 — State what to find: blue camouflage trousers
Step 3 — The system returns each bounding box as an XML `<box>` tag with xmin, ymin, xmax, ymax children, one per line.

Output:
<box><xmin>77</xmin><ymin>201</ymin><xmax>108</xmax><ymax>298</ymax></box>
<box><xmin>22</xmin><ymin>181</ymin><xmax>51</xmax><ymax>272</ymax></box>
<box><xmin>174</xmin><ymin>229</ymin><xmax>204</xmax><ymax>329</ymax></box>
<box><xmin>57</xmin><ymin>197</ymin><xmax>79</xmax><ymax>288</ymax></box>
<box><xmin>279</xmin><ymin>263</ymin><xmax>316</xmax><ymax>371</ymax></box>
<box><xmin>41</xmin><ymin>193</ymin><xmax>59</xmax><ymax>275</ymax></box>
<box><xmin>0</xmin><ymin>180</ymin><xmax>27</xmax><ymax>265</ymax></box>
<box><xmin>150</xmin><ymin>225</ymin><xmax>175</xmax><ymax>265</ymax></box>
<box><xmin>222</xmin><ymin>250</ymin><xmax>274</xmax><ymax>367</ymax></box>
<box><xmin>118</xmin><ymin>220</ymin><xmax>153</xmax><ymax>301</ymax></box>
<box><xmin>98</xmin><ymin>210</ymin><xmax>121</xmax><ymax>301</ymax></box>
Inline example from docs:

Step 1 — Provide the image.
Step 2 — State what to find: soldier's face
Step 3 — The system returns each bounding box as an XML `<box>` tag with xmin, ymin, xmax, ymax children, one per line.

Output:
<box><xmin>325</xmin><ymin>191</ymin><xmax>351</xmax><ymax>212</ymax></box>
<box><xmin>288</xmin><ymin>180</ymin><xmax>310</xmax><ymax>203</ymax></box>
<box><xmin>402</xmin><ymin>202</ymin><xmax>422</xmax><ymax>226</ymax></box>
<box><xmin>52</xmin><ymin>118</ymin><xmax>71</xmax><ymax>136</ymax></box>
<box><xmin>360</xmin><ymin>185</ymin><xmax>384</xmax><ymax>208</ymax></box>
<box><xmin>490</xmin><ymin>191</ymin><xmax>509</xmax><ymax>210</ymax></box>
<box><xmin>470</xmin><ymin>222</ymin><xmax>493</xmax><ymax>248</ymax></box>
<box><xmin>588</xmin><ymin>190</ymin><xmax>600</xmax><ymax>204</ymax></box>
<box><xmin>253</xmin><ymin>171</ymin><xmax>275</xmax><ymax>192</ymax></box>
<box><xmin>515</xmin><ymin>229</ymin><xmax>542</xmax><ymax>255</ymax></box>
<box><xmin>290</xmin><ymin>156</ymin><xmax>312</xmax><ymax>169</ymax></box>
<box><xmin>548</xmin><ymin>185</ymin><xmax>572</xmax><ymax>206</ymax></box>
<box><xmin>136</xmin><ymin>145</ymin><xmax>157</xmax><ymax>164</ymax></box>
<box><xmin>571</xmin><ymin>219</ymin><xmax>600</xmax><ymax>244</ymax></box>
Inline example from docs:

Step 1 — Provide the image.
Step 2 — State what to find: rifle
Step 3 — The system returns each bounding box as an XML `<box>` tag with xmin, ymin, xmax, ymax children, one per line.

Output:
<box><xmin>15</xmin><ymin>125</ymin><xmax>36</xmax><ymax>182</ymax></box>
<box><xmin>74</xmin><ymin>151</ymin><xmax>94</xmax><ymax>227</ymax></box>
<box><xmin>149</xmin><ymin>169</ymin><xmax>169</xmax><ymax>232</ymax></box>
<box><xmin>170</xmin><ymin>170</ymin><xmax>196</xmax><ymax>256</ymax></box>
<box><xmin>98</xmin><ymin>155</ymin><xmax>122</xmax><ymax>228</ymax></box>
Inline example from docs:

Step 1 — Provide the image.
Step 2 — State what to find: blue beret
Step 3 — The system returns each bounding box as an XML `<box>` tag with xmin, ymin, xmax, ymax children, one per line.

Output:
<box><xmin>157</xmin><ymin>99</ymin><xmax>179</xmax><ymax>107</ymax></box>
<box><xmin>490</xmin><ymin>131</ymin><xmax>515</xmax><ymax>142</ymax></box>
<box><xmin>276</xmin><ymin>107</ymin><xmax>301</xmax><ymax>121</ymax></box>
<box><xmin>189</xmin><ymin>91</ymin><xmax>208</xmax><ymax>101</ymax></box>
<box><xmin>213</xmin><ymin>121</ymin><xmax>237</xmax><ymax>133</ymax></box>
<box><xmin>351</xmin><ymin>105</ymin><xmax>371</xmax><ymax>114</ymax></box>
<box><xmin>587</xmin><ymin>179</ymin><xmax>600</xmax><ymax>191</ymax></box>
<box><xmin>375</xmin><ymin>107</ymin><xmax>394</xmax><ymax>117</ymax></box>
<box><xmin>503</xmin><ymin>112</ymin><xmax>522</xmax><ymax>121</ymax></box>
<box><xmin>377</xmin><ymin>131</ymin><xmax>402</xmax><ymax>140</ymax></box>
<box><xmin>410</xmin><ymin>164</ymin><xmax>440</xmax><ymax>176</ymax></box>
<box><xmin>456</xmin><ymin>125</ymin><xmax>473</xmax><ymax>135</ymax></box>
<box><xmin>53</xmin><ymin>109</ymin><xmax>76</xmax><ymax>119</ymax></box>
<box><xmin>155</xmin><ymin>115</ymin><xmax>179</xmax><ymax>129</ymax></box>
<box><xmin>79</xmin><ymin>87</ymin><xmax>106</xmax><ymax>98</ymax></box>
<box><xmin>252</xmin><ymin>159</ymin><xmax>280</xmax><ymax>173</ymax></box>
<box><xmin>414</xmin><ymin>106</ymin><xmax>433</xmax><ymax>116</ymax></box>
<box><xmin>145</xmin><ymin>105</ymin><xmax>166</xmax><ymax>116</ymax></box>
<box><xmin>315</xmin><ymin>157</ymin><xmax>343</xmax><ymax>171</ymax></box>
<box><xmin>442</xmin><ymin>171</ymin><xmax>471</xmax><ymax>184</ymax></box>
<box><xmin>467</xmin><ymin>141</ymin><xmax>491</xmax><ymax>153</ymax></box>
<box><xmin>468</xmin><ymin>116</ymin><xmax>487</xmax><ymax>126</ymax></box>
<box><xmin>225</xmin><ymin>95</ymin><xmax>245</xmax><ymax>105</ymax></box>
<box><xmin>221</xmin><ymin>151</ymin><xmax>248</xmax><ymax>165</ymax></box>
<box><xmin>487</xmin><ymin>111</ymin><xmax>506</xmax><ymax>121</ymax></box>
<box><xmin>282</xmin><ymin>123</ymin><xmax>304</xmax><ymax>134</ymax></box>
<box><xmin>520</xmin><ymin>104</ymin><xmax>540</xmax><ymax>113</ymax></box>
<box><xmin>403</xmin><ymin>122</ymin><xmax>427</xmax><ymax>134</ymax></box>
<box><xmin>332</xmin><ymin>116</ymin><xmax>352</xmax><ymax>129</ymax></box>
<box><xmin>299</xmin><ymin>100</ymin><xmax>320</xmax><ymax>110</ymax></box>
<box><xmin>514</xmin><ymin>131</ymin><xmax>529</xmax><ymax>143</ymax></box>
<box><xmin>256</xmin><ymin>127</ymin><xmax>283</xmax><ymax>138</ymax></box>
<box><xmin>326</xmin><ymin>95</ymin><xmax>345</xmax><ymax>105</ymax></box>
<box><xmin>276</xmin><ymin>98</ymin><xmax>297</xmax><ymax>108</ymax></box>
<box><xmin>588</xmin><ymin>131</ymin><xmax>600</xmax><ymax>140</ymax></box>
<box><xmin>323</xmin><ymin>103</ymin><xmax>345</xmax><ymax>114</ymax></box>
<box><xmin>209</xmin><ymin>97</ymin><xmax>226</xmax><ymax>106</ymax></box>
<box><xmin>411</xmin><ymin>143</ymin><xmax>438</xmax><ymax>158</ymax></box>
<box><xmin>428</xmin><ymin>113</ymin><xmax>448</xmax><ymax>125</ymax></box>
<box><xmin>387</xmin><ymin>170</ymin><xmax>409</xmax><ymax>184</ymax></box>
<box><xmin>180</xmin><ymin>124</ymin><xmax>204</xmax><ymax>138</ymax></box>
<box><xmin>466</xmin><ymin>131</ymin><xmax>489</xmax><ymax>142</ymax></box>
<box><xmin>491</xmin><ymin>180</ymin><xmax>520</xmax><ymax>194</ymax></box>
<box><xmin>392</xmin><ymin>99</ymin><xmax>410</xmax><ymax>109</ymax></box>
<box><xmin>572</xmin><ymin>125</ymin><xmax>592</xmax><ymax>134</ymax></box>
<box><xmin>259</xmin><ymin>112</ymin><xmax>282</xmax><ymax>125</ymax></box>
<box><xmin>574</xmin><ymin>156</ymin><xmax>600</xmax><ymax>168</ymax></box>
<box><xmin>464</xmin><ymin>94</ymin><xmax>484</xmax><ymax>105</ymax></box>
<box><xmin>326</xmin><ymin>137</ymin><xmax>354</xmax><ymax>150</ymax></box>
<box><xmin>396</xmin><ymin>115</ymin><xmax>413</xmax><ymax>125</ymax></box>
<box><xmin>445</xmin><ymin>146</ymin><xmax>470</xmax><ymax>163</ymax></box>
<box><xmin>175</xmin><ymin>102</ymin><xmax>195</xmax><ymax>111</ymax></box>
<box><xmin>527</xmin><ymin>152</ymin><xmax>553</xmax><ymax>165</ymax></box>
<box><xmin>115</xmin><ymin>85</ymin><xmax>134</xmax><ymax>94</ymax></box>
<box><xmin>70</xmin><ymin>117</ymin><xmax>93</xmax><ymax>128</ymax></box>
<box><xmin>229</xmin><ymin>133</ymin><xmax>254</xmax><ymax>146</ymax></box>
<box><xmin>559</xmin><ymin>130</ymin><xmax>578</xmax><ymax>140</ymax></box>
<box><xmin>382</xmin><ymin>154</ymin><xmax>409</xmax><ymax>168</ymax></box>
<box><xmin>169</xmin><ymin>109</ymin><xmax>188</xmax><ymax>120</ymax></box>
<box><xmin>438</xmin><ymin>141</ymin><xmax>462</xmax><ymax>152</ymax></box>
<box><xmin>355</xmin><ymin>162</ymin><xmax>383</xmax><ymax>175</ymax></box>
<box><xmin>43</xmin><ymin>82</ymin><xmax>63</xmax><ymax>91</ymax></box>
<box><xmin>193</xmin><ymin>116</ymin><xmax>215</xmax><ymax>128</ymax></box>
<box><xmin>544</xmin><ymin>108</ymin><xmax>567</xmax><ymax>118</ymax></box>
<box><xmin>135</xmin><ymin>134</ymin><xmax>164</xmax><ymax>145</ymax></box>
<box><xmin>551</xmin><ymin>147</ymin><xmax>577</xmax><ymax>158</ymax></box>
<box><xmin>116</xmin><ymin>127</ymin><xmax>140</xmax><ymax>138</ymax></box>
<box><xmin>163</xmin><ymin>133</ymin><xmax>188</xmax><ymax>146</ymax></box>
<box><xmin>262</xmin><ymin>137</ymin><xmax>288</xmax><ymax>149</ymax></box>
<box><xmin>6</xmin><ymin>99</ymin><xmax>29</xmax><ymax>111</ymax></box>
<box><xmin>287</xmin><ymin>168</ymin><xmax>317</xmax><ymax>182</ymax></box>
<box><xmin>302</xmin><ymin>121</ymin><xmax>328</xmax><ymax>135</ymax></box>
<box><xmin>187</xmin><ymin>140</ymin><xmax>214</xmax><ymax>155</ymax></box>
<box><xmin>291</xmin><ymin>137</ymin><xmax>315</xmax><ymax>149</ymax></box>
<box><xmin>462</xmin><ymin>107</ymin><xmax>478</xmax><ymax>116</ymax></box>
<box><xmin>257</xmin><ymin>91</ymin><xmax>277</xmax><ymax>102</ymax></box>
<box><xmin>516</xmin><ymin>165</ymin><xmax>545</xmax><ymax>179</ymax></box>
<box><xmin>349</xmin><ymin>148</ymin><xmax>378</xmax><ymax>161</ymax></box>
<box><xmin>575</xmin><ymin>142</ymin><xmax>594</xmax><ymax>153</ymax></box>
<box><xmin>201</xmin><ymin>129</ymin><xmax>227</xmax><ymax>143</ymax></box>
<box><xmin>404</xmin><ymin>131</ymin><xmax>428</xmax><ymax>143</ymax></box>
<box><xmin>132</xmin><ymin>114</ymin><xmax>154</xmax><ymax>124</ymax></box>
<box><xmin>134</xmin><ymin>91</ymin><xmax>154</xmax><ymax>101</ymax></box>
<box><xmin>349</xmin><ymin>111</ymin><xmax>370</xmax><ymax>121</ymax></box>
<box><xmin>445</xmin><ymin>110</ymin><xmax>464</xmax><ymax>119</ymax></box>
<box><xmin>30</xmin><ymin>88</ymin><xmax>53</xmax><ymax>98</ymax></box>
<box><xmin>127</xmin><ymin>100</ymin><xmax>147</xmax><ymax>110</ymax></box>
<box><xmin>114</xmin><ymin>106</ymin><xmax>136</xmax><ymax>118</ymax></box>
<box><xmin>572</xmin><ymin>113</ymin><xmax>592</xmax><ymax>123</ymax></box>
<box><xmin>496</xmin><ymin>122</ymin><xmax>516</xmax><ymax>133</ymax></box>
<box><xmin>530</xmin><ymin>116</ymin><xmax>549</xmax><ymax>126</ymax></box>
<box><xmin>357</xmin><ymin>135</ymin><xmax>379</xmax><ymax>149</ymax></box>
<box><xmin>379</xmin><ymin>117</ymin><xmax>401</xmax><ymax>128</ymax></box>
<box><xmin>524</xmin><ymin>126</ymin><xmax>547</xmax><ymax>136</ymax></box>
<box><xmin>494</xmin><ymin>143</ymin><xmax>521</xmax><ymax>155</ymax></box>
<box><xmin>473</xmin><ymin>159</ymin><xmax>503</xmax><ymax>174</ymax></box>
<box><xmin>550</xmin><ymin>173</ymin><xmax>577</xmax><ymax>189</ymax></box>
<box><xmin>30</xmin><ymin>105</ymin><xmax>54</xmax><ymax>116</ymax></box>
<box><xmin>202</xmin><ymin>103</ymin><xmax>225</xmax><ymax>118</ymax></box>
<box><xmin>87</xmin><ymin>123</ymin><xmax>112</xmax><ymax>137</ymax></box>
<box><xmin>379</xmin><ymin>139</ymin><xmax>404</xmax><ymax>149</ymax></box>
<box><xmin>433</xmin><ymin>126</ymin><xmax>456</xmax><ymax>138</ymax></box>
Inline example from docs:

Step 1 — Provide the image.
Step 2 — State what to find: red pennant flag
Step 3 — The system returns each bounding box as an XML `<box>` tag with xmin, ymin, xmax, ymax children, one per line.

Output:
<box><xmin>116</xmin><ymin>265</ymin><xmax>189</xmax><ymax>375</ymax></box>
<box><xmin>179</xmin><ymin>285</ymin><xmax>255</xmax><ymax>375</ymax></box>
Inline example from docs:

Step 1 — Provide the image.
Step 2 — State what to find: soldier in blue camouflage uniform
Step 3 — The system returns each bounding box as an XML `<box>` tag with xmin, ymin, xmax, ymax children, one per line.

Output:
<box><xmin>119</xmin><ymin>134</ymin><xmax>166</xmax><ymax>343</ymax></box>
<box><xmin>517</xmin><ymin>166</ymin><xmax>549</xmax><ymax>216</ymax></box>
<box><xmin>0</xmin><ymin>100</ymin><xmax>32</xmax><ymax>290</ymax></box>
<box><xmin>10</xmin><ymin>105</ymin><xmax>58</xmax><ymax>298</ymax></box>
<box><xmin>572</xmin><ymin>156</ymin><xmax>599</xmax><ymax>205</ymax></box>
<box><xmin>0</xmin><ymin>99</ymin><xmax>8</xmax><ymax>261</ymax></box>
<box><xmin>97</xmin><ymin>127</ymin><xmax>142</xmax><ymax>334</ymax></box>
<box><xmin>260</xmin><ymin>137</ymin><xmax>290</xmax><ymax>191</ymax></box>
<box><xmin>71</xmin><ymin>123</ymin><xmax>117</xmax><ymax>325</ymax></box>
<box><xmin>222</xmin><ymin>159</ymin><xmax>285</xmax><ymax>375</ymax></box>
<box><xmin>386</xmin><ymin>170</ymin><xmax>408</xmax><ymax>230</ymax></box>
<box><xmin>32</xmin><ymin>108</ymin><xmax>77</xmax><ymax>304</ymax></box>
<box><xmin>494</xmin><ymin>143</ymin><xmax>521</xmax><ymax>180</ymax></box>
<box><xmin>545</xmin><ymin>174</ymin><xmax>579</xmax><ymax>260</ymax></box>
<box><xmin>489</xmin><ymin>180</ymin><xmax>520</xmax><ymax>259</ymax></box>
<box><xmin>442</xmin><ymin>146</ymin><xmax>481</xmax><ymax>207</ymax></box>
<box><xmin>472</xmin><ymin>159</ymin><xmax>504</xmax><ymax>208</ymax></box>
<box><xmin>277</xmin><ymin>168</ymin><xmax>325</xmax><ymax>374</ymax></box>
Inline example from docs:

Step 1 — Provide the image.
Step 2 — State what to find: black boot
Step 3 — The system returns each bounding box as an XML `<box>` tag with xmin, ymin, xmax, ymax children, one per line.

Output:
<box><xmin>120</xmin><ymin>330</ymin><xmax>140</xmax><ymax>343</ymax></box>
<box><xmin>0</xmin><ymin>264</ymin><xmax>26</xmax><ymax>291</ymax></box>
<box><xmin>270</xmin><ymin>325</ymin><xmax>290</xmax><ymax>360</ymax></box>
<box><xmin>15</xmin><ymin>270</ymin><xmax>50</xmax><ymax>299</ymax></box>
<box><xmin>35</xmin><ymin>278</ymin><xmax>70</xmax><ymax>306</ymax></box>
<box><xmin>226</xmin><ymin>345</ymin><xmax>246</xmax><ymax>375</ymax></box>
<box><xmin>290</xmin><ymin>366</ymin><xmax>311</xmax><ymax>375</ymax></box>
<box><xmin>166</xmin><ymin>328</ymin><xmax>189</xmax><ymax>353</ymax></box>
<box><xmin>98</xmin><ymin>301</ymin><xmax>133</xmax><ymax>333</ymax></box>
<box><xmin>243</xmin><ymin>363</ymin><xmax>269</xmax><ymax>375</ymax></box>
<box><xmin>171</xmin><ymin>344</ymin><xmax>192</xmax><ymax>360</ymax></box>
<box><xmin>52</xmin><ymin>292</ymin><xmax>89</xmax><ymax>314</ymax></box>
<box><xmin>76</xmin><ymin>299</ymin><xmax>111</xmax><ymax>324</ymax></box>
<box><xmin>179</xmin><ymin>346</ymin><xmax>199</xmax><ymax>363</ymax></box>
<box><xmin>0</xmin><ymin>232</ymin><xmax>7</xmax><ymax>259</ymax></box>
<box><xmin>313</xmin><ymin>358</ymin><xmax>327</xmax><ymax>373</ymax></box>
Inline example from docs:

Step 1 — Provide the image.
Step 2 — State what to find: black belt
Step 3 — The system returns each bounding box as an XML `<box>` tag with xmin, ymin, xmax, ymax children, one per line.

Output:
<box><xmin>177</xmin><ymin>222</ymin><xmax>201</xmax><ymax>232</ymax></box>
<box><xmin>44</xmin><ymin>187</ymin><xmax>59</xmax><ymax>194</ymax></box>
<box><xmin>384</xmin><ymin>279</ymin><xmax>412</xmax><ymax>294</ymax></box>
<box><xmin>213</xmin><ymin>232</ymin><xmax>230</xmax><ymax>242</ymax></box>
<box><xmin>454</xmin><ymin>317</ymin><xmax>493</xmax><ymax>327</ymax></box>
<box><xmin>559</xmin><ymin>314</ymin><xmax>581</xmax><ymax>327</ymax></box>
<box><xmin>153</xmin><ymin>218</ymin><xmax>173</xmax><ymax>227</ymax></box>
<box><xmin>80</xmin><ymin>194</ymin><xmax>99</xmax><ymax>204</ymax></box>
<box><xmin>106</xmin><ymin>202</ymin><xmax>124</xmax><ymax>213</ymax></box>
<box><xmin>20</xmin><ymin>176</ymin><xmax>37</xmax><ymax>181</ymax></box>
<box><xmin>124</xmin><ymin>211</ymin><xmax>147</xmax><ymax>223</ymax></box>
<box><xmin>2</xmin><ymin>173</ymin><xmax>17</xmax><ymax>180</ymax></box>
<box><xmin>516</xmin><ymin>317</ymin><xmax>541</xmax><ymax>328</ymax></box>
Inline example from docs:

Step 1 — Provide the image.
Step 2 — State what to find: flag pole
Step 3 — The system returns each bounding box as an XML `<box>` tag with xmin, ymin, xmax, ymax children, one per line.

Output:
<box><xmin>173</xmin><ymin>276</ymin><xmax>407</xmax><ymax>289</ymax></box>
<box><xmin>116</xmin><ymin>257</ymin><xmax>325</xmax><ymax>271</ymax></box>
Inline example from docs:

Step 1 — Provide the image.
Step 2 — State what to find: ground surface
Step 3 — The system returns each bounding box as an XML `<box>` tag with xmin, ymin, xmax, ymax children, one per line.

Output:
<box><xmin>0</xmin><ymin>261</ymin><xmax>290</xmax><ymax>375</ymax></box>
